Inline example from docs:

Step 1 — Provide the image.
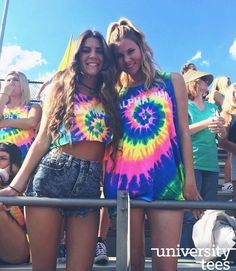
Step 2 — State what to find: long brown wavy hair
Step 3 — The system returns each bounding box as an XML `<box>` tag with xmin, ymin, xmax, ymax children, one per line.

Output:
<box><xmin>47</xmin><ymin>30</ymin><xmax>122</xmax><ymax>164</ymax></box>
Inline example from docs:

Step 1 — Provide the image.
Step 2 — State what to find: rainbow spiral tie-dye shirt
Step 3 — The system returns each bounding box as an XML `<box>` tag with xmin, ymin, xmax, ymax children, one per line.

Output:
<box><xmin>0</xmin><ymin>104</ymin><xmax>36</xmax><ymax>159</ymax></box>
<box><xmin>104</xmin><ymin>73</ymin><xmax>184</xmax><ymax>202</ymax></box>
<box><xmin>53</xmin><ymin>91</ymin><xmax>112</xmax><ymax>147</ymax></box>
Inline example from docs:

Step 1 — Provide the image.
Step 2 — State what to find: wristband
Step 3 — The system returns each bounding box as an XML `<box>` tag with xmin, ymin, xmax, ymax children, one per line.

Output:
<box><xmin>8</xmin><ymin>185</ymin><xmax>21</xmax><ymax>194</ymax></box>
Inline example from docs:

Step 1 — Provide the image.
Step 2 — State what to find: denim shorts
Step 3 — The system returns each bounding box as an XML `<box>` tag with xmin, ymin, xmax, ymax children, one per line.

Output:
<box><xmin>25</xmin><ymin>149</ymin><xmax>102</xmax><ymax>217</ymax></box>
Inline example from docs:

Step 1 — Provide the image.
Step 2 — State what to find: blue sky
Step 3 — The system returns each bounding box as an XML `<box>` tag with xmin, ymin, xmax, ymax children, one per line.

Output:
<box><xmin>0</xmin><ymin>0</ymin><xmax>236</xmax><ymax>84</ymax></box>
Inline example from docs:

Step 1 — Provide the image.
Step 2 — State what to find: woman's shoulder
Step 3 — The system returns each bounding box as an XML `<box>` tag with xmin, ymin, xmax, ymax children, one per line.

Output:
<box><xmin>25</xmin><ymin>102</ymin><xmax>41</xmax><ymax>110</ymax></box>
<box><xmin>156</xmin><ymin>71</ymin><xmax>184</xmax><ymax>86</ymax></box>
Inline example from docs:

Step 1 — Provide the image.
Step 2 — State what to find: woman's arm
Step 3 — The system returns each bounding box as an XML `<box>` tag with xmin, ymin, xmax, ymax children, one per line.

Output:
<box><xmin>219</xmin><ymin>139</ymin><xmax>236</xmax><ymax>153</ymax></box>
<box><xmin>219</xmin><ymin>111</ymin><xmax>236</xmax><ymax>152</ymax></box>
<box><xmin>0</xmin><ymin>104</ymin><xmax>42</xmax><ymax>129</ymax></box>
<box><xmin>189</xmin><ymin>112</ymin><xmax>225</xmax><ymax>136</ymax></box>
<box><xmin>0</xmin><ymin>81</ymin><xmax>19</xmax><ymax>115</ymax></box>
<box><xmin>0</xmin><ymin>84</ymin><xmax>12</xmax><ymax>115</ymax></box>
<box><xmin>171</xmin><ymin>73</ymin><xmax>201</xmax><ymax>201</ymax></box>
<box><xmin>189</xmin><ymin>118</ymin><xmax>213</xmax><ymax>135</ymax></box>
<box><xmin>214</xmin><ymin>91</ymin><xmax>224</xmax><ymax>107</ymax></box>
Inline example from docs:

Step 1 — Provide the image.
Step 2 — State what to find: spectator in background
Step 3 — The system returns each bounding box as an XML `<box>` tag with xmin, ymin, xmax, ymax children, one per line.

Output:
<box><xmin>181</xmin><ymin>62</ymin><xmax>197</xmax><ymax>75</ymax></box>
<box><xmin>0</xmin><ymin>142</ymin><xmax>29</xmax><ymax>264</ymax></box>
<box><xmin>0</xmin><ymin>71</ymin><xmax>42</xmax><ymax>159</ymax></box>
<box><xmin>207</xmin><ymin>76</ymin><xmax>231</xmax><ymax>106</ymax></box>
<box><xmin>206</xmin><ymin>76</ymin><xmax>232</xmax><ymax>191</ymax></box>
<box><xmin>220</xmin><ymin>83</ymin><xmax>236</xmax><ymax>199</ymax></box>
<box><xmin>181</xmin><ymin>70</ymin><xmax>226</xmax><ymax>253</ymax></box>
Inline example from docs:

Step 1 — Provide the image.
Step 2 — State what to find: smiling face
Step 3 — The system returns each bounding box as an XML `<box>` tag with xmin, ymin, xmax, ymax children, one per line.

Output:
<box><xmin>79</xmin><ymin>37</ymin><xmax>104</xmax><ymax>79</ymax></box>
<box><xmin>198</xmin><ymin>78</ymin><xmax>209</xmax><ymax>95</ymax></box>
<box><xmin>114</xmin><ymin>38</ymin><xmax>143</xmax><ymax>81</ymax></box>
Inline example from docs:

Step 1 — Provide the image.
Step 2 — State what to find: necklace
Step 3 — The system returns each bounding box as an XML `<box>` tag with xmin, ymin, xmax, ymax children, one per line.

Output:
<box><xmin>79</xmin><ymin>81</ymin><xmax>97</xmax><ymax>95</ymax></box>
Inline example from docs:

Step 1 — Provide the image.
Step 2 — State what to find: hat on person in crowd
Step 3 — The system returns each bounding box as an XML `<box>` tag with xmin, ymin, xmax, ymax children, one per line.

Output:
<box><xmin>0</xmin><ymin>142</ymin><xmax>22</xmax><ymax>168</ymax></box>
<box><xmin>183</xmin><ymin>70</ymin><xmax>214</xmax><ymax>86</ymax></box>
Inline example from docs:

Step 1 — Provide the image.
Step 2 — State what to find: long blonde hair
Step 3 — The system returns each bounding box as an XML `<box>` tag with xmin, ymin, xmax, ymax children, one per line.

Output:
<box><xmin>5</xmin><ymin>71</ymin><xmax>30</xmax><ymax>106</ymax></box>
<box><xmin>211</xmin><ymin>76</ymin><xmax>231</xmax><ymax>94</ymax></box>
<box><xmin>222</xmin><ymin>83</ymin><xmax>236</xmax><ymax>112</ymax></box>
<box><xmin>107</xmin><ymin>18</ymin><xmax>160</xmax><ymax>89</ymax></box>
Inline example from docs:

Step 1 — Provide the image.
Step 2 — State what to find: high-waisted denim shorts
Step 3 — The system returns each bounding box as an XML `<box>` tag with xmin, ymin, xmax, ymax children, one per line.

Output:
<box><xmin>25</xmin><ymin>149</ymin><xmax>102</xmax><ymax>217</ymax></box>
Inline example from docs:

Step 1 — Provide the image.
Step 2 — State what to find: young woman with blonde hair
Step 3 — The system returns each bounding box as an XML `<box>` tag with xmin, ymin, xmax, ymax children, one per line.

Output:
<box><xmin>0</xmin><ymin>30</ymin><xmax>121</xmax><ymax>271</ymax></box>
<box><xmin>105</xmin><ymin>18</ymin><xmax>200</xmax><ymax>271</ymax></box>
<box><xmin>207</xmin><ymin>76</ymin><xmax>231</xmax><ymax>106</ymax></box>
<box><xmin>0</xmin><ymin>71</ymin><xmax>42</xmax><ymax>159</ymax></box>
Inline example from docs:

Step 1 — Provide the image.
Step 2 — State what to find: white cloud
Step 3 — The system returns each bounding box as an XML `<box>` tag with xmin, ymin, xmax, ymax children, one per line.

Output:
<box><xmin>187</xmin><ymin>51</ymin><xmax>202</xmax><ymax>63</ymax></box>
<box><xmin>229</xmin><ymin>39</ymin><xmax>236</xmax><ymax>60</ymax></box>
<box><xmin>0</xmin><ymin>45</ymin><xmax>47</xmax><ymax>77</ymax></box>
<box><xmin>36</xmin><ymin>70</ymin><xmax>56</xmax><ymax>82</ymax></box>
<box><xmin>185</xmin><ymin>50</ymin><xmax>210</xmax><ymax>68</ymax></box>
<box><xmin>200</xmin><ymin>60</ymin><xmax>210</xmax><ymax>66</ymax></box>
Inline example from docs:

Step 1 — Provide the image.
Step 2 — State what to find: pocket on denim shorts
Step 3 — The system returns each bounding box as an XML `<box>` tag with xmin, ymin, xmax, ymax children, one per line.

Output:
<box><xmin>40</xmin><ymin>151</ymin><xmax>68</xmax><ymax>171</ymax></box>
<box><xmin>25</xmin><ymin>151</ymin><xmax>71</xmax><ymax>198</ymax></box>
<box><xmin>71</xmin><ymin>161</ymin><xmax>101</xmax><ymax>198</ymax></box>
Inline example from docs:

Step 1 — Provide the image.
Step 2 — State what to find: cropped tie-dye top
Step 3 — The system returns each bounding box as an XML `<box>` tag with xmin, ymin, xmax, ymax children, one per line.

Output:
<box><xmin>53</xmin><ymin>91</ymin><xmax>112</xmax><ymax>147</ymax></box>
<box><xmin>0</xmin><ymin>103</ymin><xmax>36</xmax><ymax>159</ymax></box>
<box><xmin>104</xmin><ymin>72</ymin><xmax>184</xmax><ymax>201</ymax></box>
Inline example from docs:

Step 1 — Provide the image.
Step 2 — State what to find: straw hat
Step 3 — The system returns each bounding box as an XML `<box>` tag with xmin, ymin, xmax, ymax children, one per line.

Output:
<box><xmin>183</xmin><ymin>70</ymin><xmax>214</xmax><ymax>86</ymax></box>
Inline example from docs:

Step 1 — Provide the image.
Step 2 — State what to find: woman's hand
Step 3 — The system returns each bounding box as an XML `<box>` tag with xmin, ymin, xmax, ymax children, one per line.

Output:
<box><xmin>0</xmin><ymin>186</ymin><xmax>18</xmax><ymax>211</ymax></box>
<box><xmin>183</xmin><ymin>179</ymin><xmax>203</xmax><ymax>219</ymax></box>
<box><xmin>2</xmin><ymin>82</ymin><xmax>14</xmax><ymax>96</ymax></box>
<box><xmin>0</xmin><ymin>83</ymin><xmax>13</xmax><ymax>105</ymax></box>
<box><xmin>208</xmin><ymin>116</ymin><xmax>225</xmax><ymax>134</ymax></box>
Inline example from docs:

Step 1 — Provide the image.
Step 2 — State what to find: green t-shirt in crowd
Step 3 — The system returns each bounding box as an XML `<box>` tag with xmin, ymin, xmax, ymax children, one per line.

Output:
<box><xmin>188</xmin><ymin>101</ymin><xmax>219</xmax><ymax>172</ymax></box>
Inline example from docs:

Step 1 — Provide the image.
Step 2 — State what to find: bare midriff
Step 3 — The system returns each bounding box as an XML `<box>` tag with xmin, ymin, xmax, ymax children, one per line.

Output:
<box><xmin>61</xmin><ymin>141</ymin><xmax>105</xmax><ymax>161</ymax></box>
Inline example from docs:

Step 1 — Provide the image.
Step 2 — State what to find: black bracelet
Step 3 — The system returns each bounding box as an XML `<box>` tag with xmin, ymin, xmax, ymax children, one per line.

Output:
<box><xmin>8</xmin><ymin>185</ymin><xmax>21</xmax><ymax>194</ymax></box>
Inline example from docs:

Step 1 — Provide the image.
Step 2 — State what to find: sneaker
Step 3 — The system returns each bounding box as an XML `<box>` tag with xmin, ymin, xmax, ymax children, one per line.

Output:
<box><xmin>222</xmin><ymin>182</ymin><xmax>233</xmax><ymax>191</ymax></box>
<box><xmin>94</xmin><ymin>239</ymin><xmax>109</xmax><ymax>265</ymax></box>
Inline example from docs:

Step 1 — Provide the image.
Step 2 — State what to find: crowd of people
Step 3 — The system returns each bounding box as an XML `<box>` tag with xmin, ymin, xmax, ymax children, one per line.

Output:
<box><xmin>0</xmin><ymin>17</ymin><xmax>235</xmax><ymax>271</ymax></box>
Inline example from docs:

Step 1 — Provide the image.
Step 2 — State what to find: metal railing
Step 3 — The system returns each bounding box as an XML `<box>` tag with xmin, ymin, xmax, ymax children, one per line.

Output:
<box><xmin>0</xmin><ymin>192</ymin><xmax>236</xmax><ymax>271</ymax></box>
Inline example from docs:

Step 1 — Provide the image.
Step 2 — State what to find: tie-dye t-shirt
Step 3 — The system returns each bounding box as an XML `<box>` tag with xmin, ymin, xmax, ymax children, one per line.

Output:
<box><xmin>0</xmin><ymin>104</ymin><xmax>36</xmax><ymax>159</ymax></box>
<box><xmin>7</xmin><ymin>206</ymin><xmax>26</xmax><ymax>231</ymax></box>
<box><xmin>104</xmin><ymin>73</ymin><xmax>184</xmax><ymax>201</ymax></box>
<box><xmin>53</xmin><ymin>91</ymin><xmax>112</xmax><ymax>147</ymax></box>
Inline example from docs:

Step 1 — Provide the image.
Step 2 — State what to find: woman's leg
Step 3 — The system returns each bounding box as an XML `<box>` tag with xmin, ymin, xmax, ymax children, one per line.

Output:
<box><xmin>65</xmin><ymin>211</ymin><xmax>99</xmax><ymax>271</ymax></box>
<box><xmin>98</xmin><ymin>207</ymin><xmax>110</xmax><ymax>241</ymax></box>
<box><xmin>130</xmin><ymin>208</ymin><xmax>145</xmax><ymax>271</ymax></box>
<box><xmin>25</xmin><ymin>206</ymin><xmax>63</xmax><ymax>271</ymax></box>
<box><xmin>224</xmin><ymin>152</ymin><xmax>231</xmax><ymax>183</ymax></box>
<box><xmin>147</xmin><ymin>209</ymin><xmax>184</xmax><ymax>271</ymax></box>
<box><xmin>0</xmin><ymin>211</ymin><xmax>29</xmax><ymax>263</ymax></box>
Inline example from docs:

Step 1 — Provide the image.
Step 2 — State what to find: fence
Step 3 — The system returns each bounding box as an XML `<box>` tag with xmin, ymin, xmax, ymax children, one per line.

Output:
<box><xmin>0</xmin><ymin>192</ymin><xmax>236</xmax><ymax>271</ymax></box>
